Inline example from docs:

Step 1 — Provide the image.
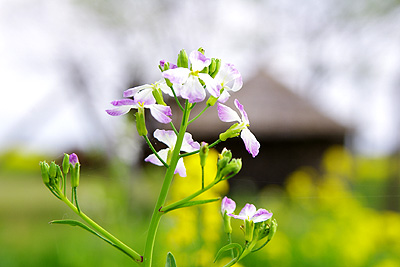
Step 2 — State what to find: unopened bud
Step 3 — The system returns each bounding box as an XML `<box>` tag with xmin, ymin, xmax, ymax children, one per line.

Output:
<box><xmin>62</xmin><ymin>153</ymin><xmax>70</xmax><ymax>174</ymax></box>
<box><xmin>71</xmin><ymin>163</ymin><xmax>80</xmax><ymax>188</ymax></box>
<box><xmin>197</xmin><ymin>47</ymin><xmax>205</xmax><ymax>54</ymax></box>
<box><xmin>152</xmin><ymin>87</ymin><xmax>166</xmax><ymax>106</ymax></box>
<box><xmin>209</xmin><ymin>58</ymin><xmax>221</xmax><ymax>78</ymax></box>
<box><xmin>40</xmin><ymin>161</ymin><xmax>50</xmax><ymax>185</ymax></box>
<box><xmin>199</xmin><ymin>142</ymin><xmax>209</xmax><ymax>168</ymax></box>
<box><xmin>177</xmin><ymin>49</ymin><xmax>189</xmax><ymax>68</ymax></box>
<box><xmin>268</xmin><ymin>219</ymin><xmax>278</xmax><ymax>242</ymax></box>
<box><xmin>217</xmin><ymin>148</ymin><xmax>232</xmax><ymax>171</ymax></box>
<box><xmin>220</xmin><ymin>158</ymin><xmax>242</xmax><ymax>178</ymax></box>
<box><xmin>223</xmin><ymin>212</ymin><xmax>233</xmax><ymax>234</ymax></box>
<box><xmin>244</xmin><ymin>219</ymin><xmax>255</xmax><ymax>243</ymax></box>
<box><xmin>49</xmin><ymin>161</ymin><xmax>57</xmax><ymax>179</ymax></box>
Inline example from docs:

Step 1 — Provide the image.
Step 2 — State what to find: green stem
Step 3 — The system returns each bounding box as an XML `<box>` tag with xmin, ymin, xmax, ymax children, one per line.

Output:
<box><xmin>144</xmin><ymin>135</ymin><xmax>169</xmax><ymax>168</ymax></box>
<box><xmin>180</xmin><ymin>139</ymin><xmax>222</xmax><ymax>158</ymax></box>
<box><xmin>143</xmin><ymin>100</ymin><xmax>191</xmax><ymax>267</ymax></box>
<box><xmin>59</xmin><ymin>194</ymin><xmax>143</xmax><ymax>263</ymax></box>
<box><xmin>169</xmin><ymin>122</ymin><xmax>178</xmax><ymax>135</ymax></box>
<box><xmin>188</xmin><ymin>104</ymin><xmax>210</xmax><ymax>124</ymax></box>
<box><xmin>161</xmin><ymin>180</ymin><xmax>217</xmax><ymax>213</ymax></box>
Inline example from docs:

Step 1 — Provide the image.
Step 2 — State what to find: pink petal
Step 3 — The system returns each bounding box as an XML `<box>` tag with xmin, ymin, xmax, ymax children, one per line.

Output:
<box><xmin>144</xmin><ymin>148</ymin><xmax>169</xmax><ymax>166</ymax></box>
<box><xmin>239</xmin><ymin>203</ymin><xmax>257</xmax><ymax>219</ymax></box>
<box><xmin>123</xmin><ymin>84</ymin><xmax>150</xmax><ymax>97</ymax></box>
<box><xmin>162</xmin><ymin>68</ymin><xmax>190</xmax><ymax>84</ymax></box>
<box><xmin>181</xmin><ymin>132</ymin><xmax>200</xmax><ymax>152</ymax></box>
<box><xmin>134</xmin><ymin>88</ymin><xmax>156</xmax><ymax>105</ymax></box>
<box><xmin>234</xmin><ymin>99</ymin><xmax>249</xmax><ymax>125</ymax></box>
<box><xmin>217</xmin><ymin>103</ymin><xmax>241</xmax><ymax>123</ymax></box>
<box><xmin>241</xmin><ymin>128</ymin><xmax>260</xmax><ymax>158</ymax></box>
<box><xmin>110</xmin><ymin>99</ymin><xmax>136</xmax><ymax>106</ymax></box>
<box><xmin>180</xmin><ymin>75</ymin><xmax>206</xmax><ymax>103</ymax></box>
<box><xmin>175</xmin><ymin>158</ymin><xmax>187</xmax><ymax>177</ymax></box>
<box><xmin>221</xmin><ymin>196</ymin><xmax>236</xmax><ymax>215</ymax></box>
<box><xmin>252</xmin><ymin>209</ymin><xmax>273</xmax><ymax>223</ymax></box>
<box><xmin>199</xmin><ymin>73</ymin><xmax>221</xmax><ymax>98</ymax></box>
<box><xmin>218</xmin><ymin>90</ymin><xmax>230</xmax><ymax>103</ymax></box>
<box><xmin>106</xmin><ymin>106</ymin><xmax>132</xmax><ymax>116</ymax></box>
<box><xmin>189</xmin><ymin>51</ymin><xmax>211</xmax><ymax>72</ymax></box>
<box><xmin>154</xmin><ymin>129</ymin><xmax>176</xmax><ymax>148</ymax></box>
<box><xmin>148</xmin><ymin>104</ymin><xmax>172</xmax><ymax>124</ymax></box>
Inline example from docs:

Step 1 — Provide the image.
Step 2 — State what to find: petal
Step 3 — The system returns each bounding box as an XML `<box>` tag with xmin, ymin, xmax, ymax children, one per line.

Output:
<box><xmin>231</xmin><ymin>76</ymin><xmax>243</xmax><ymax>92</ymax></box>
<box><xmin>221</xmin><ymin>196</ymin><xmax>236</xmax><ymax>215</ymax></box>
<box><xmin>162</xmin><ymin>68</ymin><xmax>190</xmax><ymax>84</ymax></box>
<box><xmin>180</xmin><ymin>75</ymin><xmax>206</xmax><ymax>103</ymax></box>
<box><xmin>175</xmin><ymin>158</ymin><xmax>187</xmax><ymax>177</ymax></box>
<box><xmin>199</xmin><ymin>73</ymin><xmax>221</xmax><ymax>98</ymax></box>
<box><xmin>251</xmin><ymin>209</ymin><xmax>273</xmax><ymax>223</ymax></box>
<box><xmin>154</xmin><ymin>129</ymin><xmax>176</xmax><ymax>148</ymax></box>
<box><xmin>216</xmin><ymin>63</ymin><xmax>241</xmax><ymax>85</ymax></box>
<box><xmin>110</xmin><ymin>99</ymin><xmax>136</xmax><ymax>106</ymax></box>
<box><xmin>241</xmin><ymin>128</ymin><xmax>260</xmax><ymax>158</ymax></box>
<box><xmin>238</xmin><ymin>203</ymin><xmax>257</xmax><ymax>219</ymax></box>
<box><xmin>123</xmin><ymin>84</ymin><xmax>151</xmax><ymax>97</ymax></box>
<box><xmin>158</xmin><ymin>81</ymin><xmax>174</xmax><ymax>97</ymax></box>
<box><xmin>148</xmin><ymin>104</ymin><xmax>172</xmax><ymax>124</ymax></box>
<box><xmin>217</xmin><ymin>103</ymin><xmax>241</xmax><ymax>123</ymax></box>
<box><xmin>144</xmin><ymin>148</ymin><xmax>169</xmax><ymax>166</ymax></box>
<box><xmin>189</xmin><ymin>51</ymin><xmax>211</xmax><ymax>72</ymax></box>
<box><xmin>234</xmin><ymin>99</ymin><xmax>249</xmax><ymax>125</ymax></box>
<box><xmin>69</xmin><ymin>153</ymin><xmax>79</xmax><ymax>165</ymax></box>
<box><xmin>181</xmin><ymin>132</ymin><xmax>200</xmax><ymax>152</ymax></box>
<box><xmin>106</xmin><ymin>105</ymin><xmax>132</xmax><ymax>116</ymax></box>
<box><xmin>134</xmin><ymin>88</ymin><xmax>156</xmax><ymax>105</ymax></box>
<box><xmin>218</xmin><ymin>89</ymin><xmax>230</xmax><ymax>103</ymax></box>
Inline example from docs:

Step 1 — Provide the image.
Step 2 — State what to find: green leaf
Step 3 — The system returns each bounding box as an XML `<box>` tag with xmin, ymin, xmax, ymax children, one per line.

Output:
<box><xmin>214</xmin><ymin>243</ymin><xmax>243</xmax><ymax>266</ymax></box>
<box><xmin>165</xmin><ymin>252</ymin><xmax>177</xmax><ymax>267</ymax></box>
<box><xmin>164</xmin><ymin>198</ymin><xmax>220</xmax><ymax>213</ymax></box>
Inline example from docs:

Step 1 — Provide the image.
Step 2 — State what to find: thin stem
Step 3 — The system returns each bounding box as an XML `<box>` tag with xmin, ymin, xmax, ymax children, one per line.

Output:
<box><xmin>227</xmin><ymin>233</ymin><xmax>234</xmax><ymax>259</ymax></box>
<box><xmin>143</xmin><ymin>100</ymin><xmax>191</xmax><ymax>267</ymax></box>
<box><xmin>144</xmin><ymin>135</ymin><xmax>169</xmax><ymax>168</ymax></box>
<box><xmin>59</xmin><ymin>193</ymin><xmax>143</xmax><ymax>263</ymax></box>
<box><xmin>180</xmin><ymin>139</ymin><xmax>222</xmax><ymax>158</ymax></box>
<box><xmin>188</xmin><ymin>104</ymin><xmax>210</xmax><ymax>124</ymax></box>
<box><xmin>170</xmin><ymin>87</ymin><xmax>184</xmax><ymax>111</ymax></box>
<box><xmin>201</xmin><ymin>166</ymin><xmax>205</xmax><ymax>189</ymax></box>
<box><xmin>161</xmin><ymin>180</ymin><xmax>217</xmax><ymax>213</ymax></box>
<box><xmin>169</xmin><ymin>122</ymin><xmax>178</xmax><ymax>135</ymax></box>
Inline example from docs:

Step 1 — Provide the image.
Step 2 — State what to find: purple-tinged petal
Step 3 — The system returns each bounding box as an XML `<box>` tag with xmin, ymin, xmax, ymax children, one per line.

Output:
<box><xmin>148</xmin><ymin>104</ymin><xmax>172</xmax><ymax>124</ymax></box>
<box><xmin>154</xmin><ymin>129</ymin><xmax>176</xmax><ymax>148</ymax></box>
<box><xmin>241</xmin><ymin>128</ymin><xmax>260</xmax><ymax>158</ymax></box>
<box><xmin>189</xmin><ymin>51</ymin><xmax>211</xmax><ymax>72</ymax></box>
<box><xmin>238</xmin><ymin>203</ymin><xmax>257</xmax><ymax>220</ymax></box>
<box><xmin>175</xmin><ymin>158</ymin><xmax>187</xmax><ymax>177</ymax></box>
<box><xmin>106</xmin><ymin>106</ymin><xmax>132</xmax><ymax>116</ymax></box>
<box><xmin>231</xmin><ymin>76</ymin><xmax>243</xmax><ymax>92</ymax></box>
<box><xmin>181</xmin><ymin>132</ymin><xmax>200</xmax><ymax>152</ymax></box>
<box><xmin>159</xmin><ymin>82</ymin><xmax>174</xmax><ymax>97</ymax></box>
<box><xmin>144</xmin><ymin>148</ymin><xmax>169</xmax><ymax>166</ymax></box>
<box><xmin>199</xmin><ymin>73</ymin><xmax>221</xmax><ymax>98</ymax></box>
<box><xmin>221</xmin><ymin>196</ymin><xmax>236</xmax><ymax>215</ymax></box>
<box><xmin>216</xmin><ymin>63</ymin><xmax>241</xmax><ymax>85</ymax></box>
<box><xmin>123</xmin><ymin>84</ymin><xmax>151</xmax><ymax>98</ymax></box>
<box><xmin>134</xmin><ymin>88</ymin><xmax>156</xmax><ymax>105</ymax></box>
<box><xmin>162</xmin><ymin>68</ymin><xmax>190</xmax><ymax>84</ymax></box>
<box><xmin>180</xmin><ymin>75</ymin><xmax>206</xmax><ymax>103</ymax></box>
<box><xmin>159</xmin><ymin>60</ymin><xmax>166</xmax><ymax>69</ymax></box>
<box><xmin>234</xmin><ymin>99</ymin><xmax>249</xmax><ymax>125</ymax></box>
<box><xmin>110</xmin><ymin>99</ymin><xmax>136</xmax><ymax>106</ymax></box>
<box><xmin>170</xmin><ymin>63</ymin><xmax>178</xmax><ymax>69</ymax></box>
<box><xmin>69</xmin><ymin>153</ymin><xmax>79</xmax><ymax>166</ymax></box>
<box><xmin>252</xmin><ymin>209</ymin><xmax>273</xmax><ymax>223</ymax></box>
<box><xmin>217</xmin><ymin>103</ymin><xmax>241</xmax><ymax>123</ymax></box>
<box><xmin>218</xmin><ymin>90</ymin><xmax>231</xmax><ymax>103</ymax></box>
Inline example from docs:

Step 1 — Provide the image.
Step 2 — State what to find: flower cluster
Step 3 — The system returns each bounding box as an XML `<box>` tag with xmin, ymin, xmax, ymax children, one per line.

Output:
<box><xmin>106</xmin><ymin>48</ymin><xmax>260</xmax><ymax>172</ymax></box>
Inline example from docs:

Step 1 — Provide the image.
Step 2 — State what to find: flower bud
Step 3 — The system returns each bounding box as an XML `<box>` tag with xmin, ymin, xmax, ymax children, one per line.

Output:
<box><xmin>62</xmin><ymin>153</ymin><xmax>70</xmax><ymax>174</ymax></box>
<box><xmin>152</xmin><ymin>87</ymin><xmax>166</xmax><ymax>106</ymax></box>
<box><xmin>135</xmin><ymin>105</ymin><xmax>148</xmax><ymax>136</ymax></box>
<box><xmin>217</xmin><ymin>148</ymin><xmax>232</xmax><ymax>171</ymax></box>
<box><xmin>197</xmin><ymin>47</ymin><xmax>205</xmax><ymax>54</ymax></box>
<box><xmin>159</xmin><ymin>60</ymin><xmax>169</xmax><ymax>71</ymax></box>
<box><xmin>49</xmin><ymin>161</ymin><xmax>57</xmax><ymax>179</ymax></box>
<box><xmin>268</xmin><ymin>219</ymin><xmax>278</xmax><ymax>242</ymax></box>
<box><xmin>69</xmin><ymin>153</ymin><xmax>80</xmax><ymax>188</ymax></box>
<box><xmin>40</xmin><ymin>161</ymin><xmax>50</xmax><ymax>185</ymax></box>
<box><xmin>219</xmin><ymin>123</ymin><xmax>242</xmax><ymax>141</ymax></box>
<box><xmin>220</xmin><ymin>158</ymin><xmax>242</xmax><ymax>178</ymax></box>
<box><xmin>199</xmin><ymin>142</ymin><xmax>209</xmax><ymax>168</ymax></box>
<box><xmin>209</xmin><ymin>58</ymin><xmax>221</xmax><ymax>78</ymax></box>
<box><xmin>223</xmin><ymin>212</ymin><xmax>233</xmax><ymax>234</ymax></box>
<box><xmin>177</xmin><ymin>49</ymin><xmax>189</xmax><ymax>68</ymax></box>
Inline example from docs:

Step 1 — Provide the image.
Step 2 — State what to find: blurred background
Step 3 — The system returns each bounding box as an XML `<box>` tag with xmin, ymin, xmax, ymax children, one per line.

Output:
<box><xmin>1</xmin><ymin>0</ymin><xmax>400</xmax><ymax>266</ymax></box>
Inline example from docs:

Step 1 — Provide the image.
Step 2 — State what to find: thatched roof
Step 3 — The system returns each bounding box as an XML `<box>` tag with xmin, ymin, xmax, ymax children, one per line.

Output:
<box><xmin>187</xmin><ymin>72</ymin><xmax>346</xmax><ymax>140</ymax></box>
